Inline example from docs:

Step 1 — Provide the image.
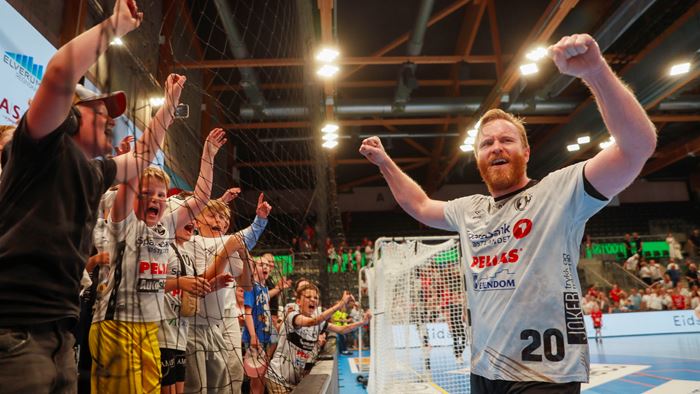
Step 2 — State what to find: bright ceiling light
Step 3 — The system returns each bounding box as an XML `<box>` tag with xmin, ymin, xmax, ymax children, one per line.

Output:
<box><xmin>322</xmin><ymin>133</ymin><xmax>338</xmax><ymax>141</ymax></box>
<box><xmin>669</xmin><ymin>62</ymin><xmax>691</xmax><ymax>76</ymax></box>
<box><xmin>315</xmin><ymin>47</ymin><xmax>340</xmax><ymax>63</ymax></box>
<box><xmin>467</xmin><ymin>128</ymin><xmax>477</xmax><ymax>137</ymax></box>
<box><xmin>520</xmin><ymin>63</ymin><xmax>539</xmax><ymax>76</ymax></box>
<box><xmin>317</xmin><ymin>64</ymin><xmax>339</xmax><ymax>78</ymax></box>
<box><xmin>599</xmin><ymin>137</ymin><xmax>615</xmax><ymax>149</ymax></box>
<box><xmin>110</xmin><ymin>37</ymin><xmax>124</xmax><ymax>46</ymax></box>
<box><xmin>460</xmin><ymin>144</ymin><xmax>474</xmax><ymax>152</ymax></box>
<box><xmin>322</xmin><ymin>140</ymin><xmax>338</xmax><ymax>149</ymax></box>
<box><xmin>526</xmin><ymin>47</ymin><xmax>548</xmax><ymax>62</ymax></box>
<box><xmin>464</xmin><ymin>136</ymin><xmax>476</xmax><ymax>145</ymax></box>
<box><xmin>149</xmin><ymin>97</ymin><xmax>165</xmax><ymax>107</ymax></box>
<box><xmin>321</xmin><ymin>123</ymin><xmax>339</xmax><ymax>133</ymax></box>
<box><xmin>566</xmin><ymin>144</ymin><xmax>580</xmax><ymax>152</ymax></box>
<box><xmin>577</xmin><ymin>135</ymin><xmax>591</xmax><ymax>144</ymax></box>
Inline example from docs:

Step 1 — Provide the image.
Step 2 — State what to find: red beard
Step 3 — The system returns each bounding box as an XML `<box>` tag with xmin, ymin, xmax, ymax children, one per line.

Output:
<box><xmin>477</xmin><ymin>152</ymin><xmax>527</xmax><ymax>193</ymax></box>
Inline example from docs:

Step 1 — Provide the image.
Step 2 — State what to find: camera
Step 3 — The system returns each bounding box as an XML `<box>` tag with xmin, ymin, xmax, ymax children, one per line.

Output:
<box><xmin>174</xmin><ymin>104</ymin><xmax>189</xmax><ymax>119</ymax></box>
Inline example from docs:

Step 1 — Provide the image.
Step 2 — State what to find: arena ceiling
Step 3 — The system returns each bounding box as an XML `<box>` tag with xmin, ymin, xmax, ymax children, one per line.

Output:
<box><xmin>175</xmin><ymin>0</ymin><xmax>700</xmax><ymax>193</ymax></box>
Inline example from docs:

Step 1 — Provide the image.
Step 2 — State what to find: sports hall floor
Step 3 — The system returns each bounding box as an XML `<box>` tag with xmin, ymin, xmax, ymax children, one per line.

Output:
<box><xmin>339</xmin><ymin>333</ymin><xmax>700</xmax><ymax>393</ymax></box>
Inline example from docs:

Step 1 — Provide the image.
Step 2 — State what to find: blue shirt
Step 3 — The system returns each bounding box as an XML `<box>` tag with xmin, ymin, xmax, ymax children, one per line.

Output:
<box><xmin>242</xmin><ymin>282</ymin><xmax>271</xmax><ymax>344</ymax></box>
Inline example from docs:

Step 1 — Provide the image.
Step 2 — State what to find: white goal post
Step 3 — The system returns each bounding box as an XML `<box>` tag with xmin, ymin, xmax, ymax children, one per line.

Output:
<box><xmin>367</xmin><ymin>236</ymin><xmax>471</xmax><ymax>394</ymax></box>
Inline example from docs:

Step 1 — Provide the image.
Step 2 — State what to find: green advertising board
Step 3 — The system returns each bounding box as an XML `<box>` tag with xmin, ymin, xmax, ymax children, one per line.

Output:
<box><xmin>585</xmin><ymin>241</ymin><xmax>669</xmax><ymax>259</ymax></box>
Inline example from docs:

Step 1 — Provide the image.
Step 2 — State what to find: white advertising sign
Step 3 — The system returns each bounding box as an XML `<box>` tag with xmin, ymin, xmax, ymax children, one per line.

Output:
<box><xmin>0</xmin><ymin>0</ymin><xmax>56</xmax><ymax>125</ymax></box>
<box><xmin>584</xmin><ymin>310</ymin><xmax>700</xmax><ymax>338</ymax></box>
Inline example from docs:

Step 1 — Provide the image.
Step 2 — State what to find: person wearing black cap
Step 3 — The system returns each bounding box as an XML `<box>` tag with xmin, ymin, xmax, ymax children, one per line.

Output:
<box><xmin>0</xmin><ymin>1</ymin><xmax>184</xmax><ymax>392</ymax></box>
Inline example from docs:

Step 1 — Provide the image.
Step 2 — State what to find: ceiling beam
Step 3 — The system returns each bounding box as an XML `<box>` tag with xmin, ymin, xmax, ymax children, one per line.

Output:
<box><xmin>174</xmin><ymin>55</ymin><xmax>507</xmax><ymax>69</ymax></box>
<box><xmin>59</xmin><ymin>0</ymin><xmax>87</xmax><ymax>45</ymax></box>
<box><xmin>562</xmin><ymin>2</ymin><xmax>700</xmax><ymax>165</ymax></box>
<box><xmin>533</xmin><ymin>2</ymin><xmax>698</xmax><ymax>159</ymax></box>
<box><xmin>426</xmin><ymin>0</ymin><xmax>487</xmax><ymax>195</ymax></box>
<box><xmin>436</xmin><ymin>0</ymin><xmax>579</xmax><ymax>187</ymax></box>
<box><xmin>175</xmin><ymin>0</ymin><xmax>213</xmax><ymax>142</ymax></box>
<box><xmin>487</xmin><ymin>0</ymin><xmax>503</xmax><ymax>78</ymax></box>
<box><xmin>342</xmin><ymin>0</ymin><xmax>472</xmax><ymax>80</ymax></box>
<box><xmin>180</xmin><ymin>52</ymin><xmax>625</xmax><ymax>71</ymax></box>
<box><xmin>317</xmin><ymin>0</ymin><xmax>335</xmax><ymax>100</ymax></box>
<box><xmin>641</xmin><ymin>135</ymin><xmax>700</xmax><ymax>177</ymax></box>
<box><xmin>234</xmin><ymin>157</ymin><xmax>430</xmax><ymax>168</ymax></box>
<box><xmin>211</xmin><ymin>79</ymin><xmax>496</xmax><ymax>91</ymax></box>
<box><xmin>339</xmin><ymin>160</ymin><xmax>431</xmax><ymax>191</ymax></box>
<box><xmin>223</xmin><ymin>113</ymin><xmax>699</xmax><ymax>130</ymax></box>
<box><xmin>374</xmin><ymin>119</ymin><xmax>432</xmax><ymax>157</ymax></box>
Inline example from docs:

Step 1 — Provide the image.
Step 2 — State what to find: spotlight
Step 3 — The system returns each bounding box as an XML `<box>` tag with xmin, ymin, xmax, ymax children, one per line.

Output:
<box><xmin>322</xmin><ymin>140</ymin><xmax>338</xmax><ymax>149</ymax></box>
<box><xmin>566</xmin><ymin>144</ymin><xmax>580</xmax><ymax>152</ymax></box>
<box><xmin>526</xmin><ymin>47</ymin><xmax>548</xmax><ymax>62</ymax></box>
<box><xmin>467</xmin><ymin>128</ymin><xmax>477</xmax><ymax>138</ymax></box>
<box><xmin>520</xmin><ymin>63</ymin><xmax>539</xmax><ymax>76</ymax></box>
<box><xmin>459</xmin><ymin>144</ymin><xmax>474</xmax><ymax>152</ymax></box>
<box><xmin>669</xmin><ymin>62</ymin><xmax>691</xmax><ymax>76</ymax></box>
<box><xmin>464</xmin><ymin>136</ymin><xmax>476</xmax><ymax>145</ymax></box>
<box><xmin>110</xmin><ymin>37</ymin><xmax>124</xmax><ymax>46</ymax></box>
<box><xmin>149</xmin><ymin>97</ymin><xmax>165</xmax><ymax>107</ymax></box>
<box><xmin>321</xmin><ymin>123</ymin><xmax>339</xmax><ymax>133</ymax></box>
<box><xmin>322</xmin><ymin>133</ymin><xmax>338</xmax><ymax>141</ymax></box>
<box><xmin>577</xmin><ymin>136</ymin><xmax>591</xmax><ymax>144</ymax></box>
<box><xmin>315</xmin><ymin>48</ymin><xmax>340</xmax><ymax>63</ymax></box>
<box><xmin>317</xmin><ymin>64</ymin><xmax>339</xmax><ymax>78</ymax></box>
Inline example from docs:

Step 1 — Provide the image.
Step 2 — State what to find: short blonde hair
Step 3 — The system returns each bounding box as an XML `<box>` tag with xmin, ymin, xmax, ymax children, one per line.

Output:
<box><xmin>201</xmin><ymin>199</ymin><xmax>231</xmax><ymax>222</ymax></box>
<box><xmin>141</xmin><ymin>166</ymin><xmax>171</xmax><ymax>189</ymax></box>
<box><xmin>475</xmin><ymin>109</ymin><xmax>529</xmax><ymax>157</ymax></box>
<box><xmin>296</xmin><ymin>283</ymin><xmax>320</xmax><ymax>300</ymax></box>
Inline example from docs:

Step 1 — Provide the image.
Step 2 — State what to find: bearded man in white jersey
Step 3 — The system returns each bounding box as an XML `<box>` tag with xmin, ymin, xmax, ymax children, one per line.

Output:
<box><xmin>359</xmin><ymin>34</ymin><xmax>656</xmax><ymax>393</ymax></box>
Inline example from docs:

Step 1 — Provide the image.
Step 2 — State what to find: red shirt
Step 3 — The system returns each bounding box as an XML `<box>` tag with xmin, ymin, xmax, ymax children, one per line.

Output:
<box><xmin>671</xmin><ymin>294</ymin><xmax>686</xmax><ymax>310</ymax></box>
<box><xmin>609</xmin><ymin>288</ymin><xmax>622</xmax><ymax>303</ymax></box>
<box><xmin>591</xmin><ymin>310</ymin><xmax>602</xmax><ymax>328</ymax></box>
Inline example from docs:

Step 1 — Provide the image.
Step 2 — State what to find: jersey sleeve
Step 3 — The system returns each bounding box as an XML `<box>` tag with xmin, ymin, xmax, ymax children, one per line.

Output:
<box><xmin>236</xmin><ymin>216</ymin><xmax>268</xmax><ymax>250</ymax></box>
<box><xmin>166</xmin><ymin>248</ymin><xmax>181</xmax><ymax>277</ymax></box>
<box><xmin>287</xmin><ymin>310</ymin><xmax>301</xmax><ymax>327</ymax></box>
<box><xmin>540</xmin><ymin>161</ymin><xmax>609</xmax><ymax>225</ymax></box>
<box><xmin>244</xmin><ymin>288</ymin><xmax>255</xmax><ymax>308</ymax></box>
<box><xmin>109</xmin><ymin>210</ymin><xmax>136</xmax><ymax>242</ymax></box>
<box><xmin>444</xmin><ymin>195</ymin><xmax>477</xmax><ymax>232</ymax></box>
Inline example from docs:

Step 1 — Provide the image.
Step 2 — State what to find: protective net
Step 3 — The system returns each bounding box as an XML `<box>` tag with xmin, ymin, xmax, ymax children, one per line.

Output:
<box><xmin>369</xmin><ymin>236</ymin><xmax>471</xmax><ymax>394</ymax></box>
<box><xmin>51</xmin><ymin>0</ymin><xmax>340</xmax><ymax>392</ymax></box>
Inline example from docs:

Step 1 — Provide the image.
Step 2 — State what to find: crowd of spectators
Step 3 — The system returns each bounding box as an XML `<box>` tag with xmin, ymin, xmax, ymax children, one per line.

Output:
<box><xmin>290</xmin><ymin>229</ymin><xmax>375</xmax><ymax>272</ymax></box>
<box><xmin>0</xmin><ymin>7</ymin><xmax>371</xmax><ymax>392</ymax></box>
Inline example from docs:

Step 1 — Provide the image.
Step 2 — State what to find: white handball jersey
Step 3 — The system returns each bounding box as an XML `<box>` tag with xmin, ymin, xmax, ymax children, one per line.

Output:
<box><xmin>266</xmin><ymin>310</ymin><xmax>328</xmax><ymax>389</ymax></box>
<box><xmin>183</xmin><ymin>216</ymin><xmax>267</xmax><ymax>325</ymax></box>
<box><xmin>157</xmin><ymin>243</ymin><xmax>196</xmax><ymax>351</ymax></box>
<box><xmin>93</xmin><ymin>211</ymin><xmax>176</xmax><ymax>323</ymax></box>
<box><xmin>444</xmin><ymin>162</ymin><xmax>607</xmax><ymax>383</ymax></box>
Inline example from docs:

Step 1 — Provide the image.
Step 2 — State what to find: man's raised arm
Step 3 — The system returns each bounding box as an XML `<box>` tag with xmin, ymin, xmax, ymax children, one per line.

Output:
<box><xmin>548</xmin><ymin>34</ymin><xmax>657</xmax><ymax>199</ymax></box>
<box><xmin>26</xmin><ymin>0</ymin><xmax>142</xmax><ymax>139</ymax></box>
<box><xmin>359</xmin><ymin>136</ymin><xmax>450</xmax><ymax>230</ymax></box>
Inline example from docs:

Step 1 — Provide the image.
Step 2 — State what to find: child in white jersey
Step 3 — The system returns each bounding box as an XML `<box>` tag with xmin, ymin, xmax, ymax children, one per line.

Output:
<box><xmin>90</xmin><ymin>127</ymin><xmax>226</xmax><ymax>393</ymax></box>
<box><xmin>183</xmin><ymin>195</ymin><xmax>271</xmax><ymax>393</ymax></box>
<box><xmin>265</xmin><ymin>285</ymin><xmax>370</xmax><ymax>393</ymax></box>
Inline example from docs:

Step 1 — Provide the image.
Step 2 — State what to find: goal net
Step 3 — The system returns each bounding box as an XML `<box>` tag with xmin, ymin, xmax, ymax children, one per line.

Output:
<box><xmin>368</xmin><ymin>236</ymin><xmax>471</xmax><ymax>394</ymax></box>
